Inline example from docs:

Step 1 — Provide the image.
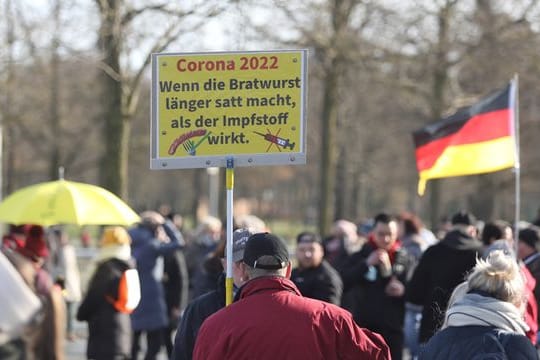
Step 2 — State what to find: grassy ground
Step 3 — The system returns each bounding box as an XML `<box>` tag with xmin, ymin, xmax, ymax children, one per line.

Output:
<box><xmin>266</xmin><ymin>219</ymin><xmax>316</xmax><ymax>243</ymax></box>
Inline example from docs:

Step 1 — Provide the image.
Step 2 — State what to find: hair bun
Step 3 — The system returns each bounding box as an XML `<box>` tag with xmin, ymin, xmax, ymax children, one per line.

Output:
<box><xmin>467</xmin><ymin>250</ymin><xmax>524</xmax><ymax>307</ymax></box>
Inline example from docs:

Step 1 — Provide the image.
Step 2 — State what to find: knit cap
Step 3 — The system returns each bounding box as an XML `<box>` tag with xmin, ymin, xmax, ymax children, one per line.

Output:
<box><xmin>101</xmin><ymin>226</ymin><xmax>131</xmax><ymax>247</ymax></box>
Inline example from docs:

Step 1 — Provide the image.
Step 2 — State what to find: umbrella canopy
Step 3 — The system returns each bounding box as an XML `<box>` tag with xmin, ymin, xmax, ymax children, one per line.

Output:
<box><xmin>0</xmin><ymin>179</ymin><xmax>140</xmax><ymax>226</ymax></box>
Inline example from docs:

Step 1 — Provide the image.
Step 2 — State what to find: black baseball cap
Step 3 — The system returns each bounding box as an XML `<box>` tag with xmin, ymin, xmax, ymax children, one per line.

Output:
<box><xmin>243</xmin><ymin>232</ymin><xmax>289</xmax><ymax>270</ymax></box>
<box><xmin>296</xmin><ymin>231</ymin><xmax>322</xmax><ymax>245</ymax></box>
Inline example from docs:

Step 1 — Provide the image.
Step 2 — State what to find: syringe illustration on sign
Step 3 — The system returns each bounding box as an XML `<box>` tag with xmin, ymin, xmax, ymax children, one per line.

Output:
<box><xmin>253</xmin><ymin>129</ymin><xmax>295</xmax><ymax>152</ymax></box>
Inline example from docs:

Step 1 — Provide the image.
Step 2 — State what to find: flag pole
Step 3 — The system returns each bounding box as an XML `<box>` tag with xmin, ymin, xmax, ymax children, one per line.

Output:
<box><xmin>512</xmin><ymin>74</ymin><xmax>520</xmax><ymax>256</ymax></box>
<box><xmin>225</xmin><ymin>157</ymin><xmax>235</xmax><ymax>306</ymax></box>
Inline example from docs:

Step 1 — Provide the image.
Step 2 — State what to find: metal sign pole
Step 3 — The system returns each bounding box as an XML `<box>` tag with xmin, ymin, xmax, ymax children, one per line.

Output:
<box><xmin>225</xmin><ymin>157</ymin><xmax>234</xmax><ymax>305</ymax></box>
<box><xmin>512</xmin><ymin>74</ymin><xmax>520</xmax><ymax>256</ymax></box>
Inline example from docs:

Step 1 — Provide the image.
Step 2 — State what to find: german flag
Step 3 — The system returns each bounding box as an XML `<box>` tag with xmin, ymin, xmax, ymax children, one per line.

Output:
<box><xmin>413</xmin><ymin>82</ymin><xmax>517</xmax><ymax>195</ymax></box>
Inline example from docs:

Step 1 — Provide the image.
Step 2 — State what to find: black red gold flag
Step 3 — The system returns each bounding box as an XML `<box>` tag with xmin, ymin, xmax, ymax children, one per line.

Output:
<box><xmin>413</xmin><ymin>82</ymin><xmax>516</xmax><ymax>195</ymax></box>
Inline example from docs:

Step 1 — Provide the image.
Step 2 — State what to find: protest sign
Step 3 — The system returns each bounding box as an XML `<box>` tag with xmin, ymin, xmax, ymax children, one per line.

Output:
<box><xmin>150</xmin><ymin>50</ymin><xmax>307</xmax><ymax>169</ymax></box>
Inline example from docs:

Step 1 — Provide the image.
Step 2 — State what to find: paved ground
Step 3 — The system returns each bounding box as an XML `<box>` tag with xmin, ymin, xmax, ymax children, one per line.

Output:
<box><xmin>64</xmin><ymin>320</ymin><xmax>168</xmax><ymax>360</ymax></box>
<box><xmin>64</xmin><ymin>319</ymin><xmax>411</xmax><ymax>359</ymax></box>
<box><xmin>64</xmin><ymin>248</ymin><xmax>168</xmax><ymax>359</ymax></box>
<box><xmin>63</xmin><ymin>320</ymin><xmax>90</xmax><ymax>360</ymax></box>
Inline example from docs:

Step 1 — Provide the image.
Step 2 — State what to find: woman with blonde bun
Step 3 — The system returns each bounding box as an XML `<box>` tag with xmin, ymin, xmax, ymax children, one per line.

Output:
<box><xmin>420</xmin><ymin>250</ymin><xmax>538</xmax><ymax>359</ymax></box>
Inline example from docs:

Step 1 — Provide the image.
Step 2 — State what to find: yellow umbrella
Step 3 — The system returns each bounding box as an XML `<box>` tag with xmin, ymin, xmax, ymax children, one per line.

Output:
<box><xmin>0</xmin><ymin>179</ymin><xmax>140</xmax><ymax>226</ymax></box>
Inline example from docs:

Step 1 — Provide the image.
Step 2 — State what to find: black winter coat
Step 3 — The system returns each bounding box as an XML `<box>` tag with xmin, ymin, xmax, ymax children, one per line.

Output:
<box><xmin>163</xmin><ymin>249</ymin><xmax>190</xmax><ymax>328</ymax></box>
<box><xmin>339</xmin><ymin>242</ymin><xmax>411</xmax><ymax>332</ymax></box>
<box><xmin>406</xmin><ymin>229</ymin><xmax>483</xmax><ymax>343</ymax></box>
<box><xmin>291</xmin><ymin>260</ymin><xmax>343</xmax><ymax>305</ymax></box>
<box><xmin>172</xmin><ymin>273</ymin><xmax>226</xmax><ymax>360</ymax></box>
<box><xmin>77</xmin><ymin>258</ymin><xmax>134</xmax><ymax>360</ymax></box>
<box><xmin>420</xmin><ymin>325</ymin><xmax>538</xmax><ymax>360</ymax></box>
<box><xmin>339</xmin><ymin>242</ymin><xmax>411</xmax><ymax>360</ymax></box>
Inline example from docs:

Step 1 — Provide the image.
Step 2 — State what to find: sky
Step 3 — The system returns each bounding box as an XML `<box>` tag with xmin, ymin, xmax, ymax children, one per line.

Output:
<box><xmin>6</xmin><ymin>0</ymin><xmax>277</xmax><ymax>71</ymax></box>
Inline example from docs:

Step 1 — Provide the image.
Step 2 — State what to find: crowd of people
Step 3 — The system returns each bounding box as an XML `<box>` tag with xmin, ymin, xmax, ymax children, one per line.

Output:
<box><xmin>1</xmin><ymin>207</ymin><xmax>540</xmax><ymax>359</ymax></box>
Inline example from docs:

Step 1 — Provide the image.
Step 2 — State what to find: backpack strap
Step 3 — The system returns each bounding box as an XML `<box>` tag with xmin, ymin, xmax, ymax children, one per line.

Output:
<box><xmin>105</xmin><ymin>269</ymin><xmax>141</xmax><ymax>313</ymax></box>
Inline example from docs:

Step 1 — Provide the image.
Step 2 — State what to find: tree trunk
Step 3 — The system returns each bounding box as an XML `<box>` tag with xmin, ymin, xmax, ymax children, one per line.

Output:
<box><xmin>218</xmin><ymin>169</ymin><xmax>227</xmax><ymax>222</ymax></box>
<box><xmin>470</xmin><ymin>0</ymin><xmax>498</xmax><ymax>220</ymax></box>
<box><xmin>3</xmin><ymin>0</ymin><xmax>15</xmax><ymax>196</ymax></box>
<box><xmin>469</xmin><ymin>174</ymin><xmax>496</xmax><ymax>220</ymax></box>
<box><xmin>191</xmin><ymin>169</ymin><xmax>205</xmax><ymax>223</ymax></box>
<box><xmin>120</xmin><ymin>114</ymin><xmax>130</xmax><ymax>200</ymax></box>
<box><xmin>318</xmin><ymin>62</ymin><xmax>340</xmax><ymax>237</ymax></box>
<box><xmin>428</xmin><ymin>3</ymin><xmax>452</xmax><ymax>230</ymax></box>
<box><xmin>350</xmin><ymin>165</ymin><xmax>361</xmax><ymax>221</ymax></box>
<box><xmin>334</xmin><ymin>146</ymin><xmax>346</xmax><ymax>220</ymax></box>
<box><xmin>48</xmin><ymin>0</ymin><xmax>61</xmax><ymax>181</ymax></box>
<box><xmin>428</xmin><ymin>180</ymin><xmax>441</xmax><ymax>230</ymax></box>
<box><xmin>97</xmin><ymin>0</ymin><xmax>125</xmax><ymax>198</ymax></box>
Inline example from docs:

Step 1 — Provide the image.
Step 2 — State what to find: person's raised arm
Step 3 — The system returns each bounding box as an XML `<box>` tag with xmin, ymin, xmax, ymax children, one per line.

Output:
<box><xmin>156</xmin><ymin>220</ymin><xmax>184</xmax><ymax>255</ymax></box>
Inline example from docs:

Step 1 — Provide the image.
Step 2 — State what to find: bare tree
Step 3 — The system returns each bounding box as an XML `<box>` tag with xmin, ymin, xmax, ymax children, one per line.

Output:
<box><xmin>2</xmin><ymin>0</ymin><xmax>15</xmax><ymax>197</ymax></box>
<box><xmin>312</xmin><ymin>0</ymin><xmax>376</xmax><ymax>236</ymax></box>
<box><xmin>426</xmin><ymin>1</ymin><xmax>457</xmax><ymax>229</ymax></box>
<box><xmin>4</xmin><ymin>0</ymin><xmax>540</xmax><ymax>233</ymax></box>
<box><xmin>372</xmin><ymin>0</ymin><xmax>468</xmax><ymax>228</ymax></box>
<box><xmin>242</xmin><ymin>0</ymin><xmax>388</xmax><ymax>235</ymax></box>
<box><xmin>94</xmin><ymin>0</ymin><xmax>227</xmax><ymax>199</ymax></box>
<box><xmin>48</xmin><ymin>0</ymin><xmax>62</xmax><ymax>180</ymax></box>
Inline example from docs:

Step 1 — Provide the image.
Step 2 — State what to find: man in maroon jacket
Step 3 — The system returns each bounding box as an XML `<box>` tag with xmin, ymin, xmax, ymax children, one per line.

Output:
<box><xmin>193</xmin><ymin>232</ymin><xmax>390</xmax><ymax>360</ymax></box>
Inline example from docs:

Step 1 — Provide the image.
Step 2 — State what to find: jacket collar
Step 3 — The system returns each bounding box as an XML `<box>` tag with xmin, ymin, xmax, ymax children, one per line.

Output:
<box><xmin>441</xmin><ymin>229</ymin><xmax>482</xmax><ymax>251</ymax></box>
<box><xmin>444</xmin><ymin>292</ymin><xmax>528</xmax><ymax>335</ymax></box>
<box><xmin>239</xmin><ymin>276</ymin><xmax>302</xmax><ymax>300</ymax></box>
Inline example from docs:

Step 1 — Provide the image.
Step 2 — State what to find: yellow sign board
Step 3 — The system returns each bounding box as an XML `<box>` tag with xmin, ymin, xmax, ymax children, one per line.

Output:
<box><xmin>150</xmin><ymin>50</ymin><xmax>307</xmax><ymax>169</ymax></box>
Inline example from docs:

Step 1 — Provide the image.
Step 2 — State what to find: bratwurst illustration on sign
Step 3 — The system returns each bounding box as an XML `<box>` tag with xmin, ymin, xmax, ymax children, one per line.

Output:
<box><xmin>150</xmin><ymin>50</ymin><xmax>307</xmax><ymax>170</ymax></box>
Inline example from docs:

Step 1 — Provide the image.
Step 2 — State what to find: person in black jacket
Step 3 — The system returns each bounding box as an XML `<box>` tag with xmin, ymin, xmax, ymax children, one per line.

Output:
<box><xmin>162</xmin><ymin>248</ymin><xmax>189</xmax><ymax>357</ymax></box>
<box><xmin>171</xmin><ymin>228</ymin><xmax>253</xmax><ymax>360</ymax></box>
<box><xmin>291</xmin><ymin>231</ymin><xmax>343</xmax><ymax>305</ymax></box>
<box><xmin>160</xmin><ymin>208</ymin><xmax>190</xmax><ymax>357</ymax></box>
<box><xmin>339</xmin><ymin>213</ymin><xmax>411</xmax><ymax>360</ymax></box>
<box><xmin>420</xmin><ymin>250</ymin><xmax>537</xmax><ymax>359</ymax></box>
<box><xmin>77</xmin><ymin>226</ymin><xmax>140</xmax><ymax>360</ymax></box>
<box><xmin>406</xmin><ymin>210</ymin><xmax>483</xmax><ymax>345</ymax></box>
